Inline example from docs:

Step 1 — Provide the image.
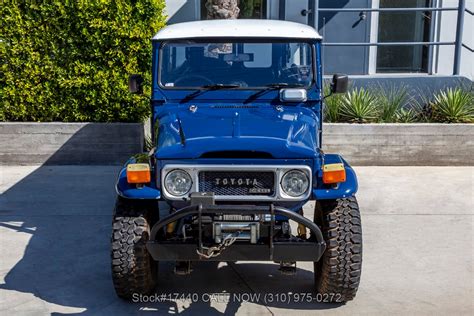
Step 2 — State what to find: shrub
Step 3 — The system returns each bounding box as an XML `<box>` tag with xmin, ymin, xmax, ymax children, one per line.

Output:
<box><xmin>340</xmin><ymin>88</ymin><xmax>379</xmax><ymax>123</ymax></box>
<box><xmin>0</xmin><ymin>1</ymin><xmax>166</xmax><ymax>122</ymax></box>
<box><xmin>430</xmin><ymin>88</ymin><xmax>474</xmax><ymax>123</ymax></box>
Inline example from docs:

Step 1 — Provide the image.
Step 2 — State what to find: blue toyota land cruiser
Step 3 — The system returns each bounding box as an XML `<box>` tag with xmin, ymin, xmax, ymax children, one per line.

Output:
<box><xmin>112</xmin><ymin>20</ymin><xmax>362</xmax><ymax>302</ymax></box>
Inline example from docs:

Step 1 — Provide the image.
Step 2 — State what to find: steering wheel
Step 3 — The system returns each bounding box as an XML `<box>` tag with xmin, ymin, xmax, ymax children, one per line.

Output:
<box><xmin>174</xmin><ymin>75</ymin><xmax>213</xmax><ymax>87</ymax></box>
<box><xmin>281</xmin><ymin>65</ymin><xmax>301</xmax><ymax>80</ymax></box>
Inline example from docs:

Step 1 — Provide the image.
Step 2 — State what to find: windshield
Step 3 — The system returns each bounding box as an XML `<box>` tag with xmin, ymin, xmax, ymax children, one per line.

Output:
<box><xmin>159</xmin><ymin>40</ymin><xmax>314</xmax><ymax>89</ymax></box>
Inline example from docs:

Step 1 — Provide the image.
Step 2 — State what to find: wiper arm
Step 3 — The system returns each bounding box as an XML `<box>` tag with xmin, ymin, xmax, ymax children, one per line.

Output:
<box><xmin>181</xmin><ymin>84</ymin><xmax>241</xmax><ymax>103</ymax></box>
<box><xmin>201</xmin><ymin>84</ymin><xmax>241</xmax><ymax>89</ymax></box>
<box><xmin>244</xmin><ymin>83</ymin><xmax>305</xmax><ymax>103</ymax></box>
<box><xmin>264</xmin><ymin>83</ymin><xmax>305</xmax><ymax>88</ymax></box>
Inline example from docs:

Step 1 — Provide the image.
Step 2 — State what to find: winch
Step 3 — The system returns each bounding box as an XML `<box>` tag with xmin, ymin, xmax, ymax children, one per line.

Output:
<box><xmin>213</xmin><ymin>221</ymin><xmax>260</xmax><ymax>244</ymax></box>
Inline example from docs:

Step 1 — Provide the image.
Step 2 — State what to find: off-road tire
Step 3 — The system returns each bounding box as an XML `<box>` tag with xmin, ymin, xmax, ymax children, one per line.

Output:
<box><xmin>111</xmin><ymin>197</ymin><xmax>158</xmax><ymax>299</ymax></box>
<box><xmin>314</xmin><ymin>197</ymin><xmax>362</xmax><ymax>302</ymax></box>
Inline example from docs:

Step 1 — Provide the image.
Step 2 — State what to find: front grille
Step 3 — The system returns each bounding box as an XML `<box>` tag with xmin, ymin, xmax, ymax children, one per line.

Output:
<box><xmin>198</xmin><ymin>171</ymin><xmax>275</xmax><ymax>196</ymax></box>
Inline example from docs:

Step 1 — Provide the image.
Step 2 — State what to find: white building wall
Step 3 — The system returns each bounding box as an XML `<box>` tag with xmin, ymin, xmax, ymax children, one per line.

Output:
<box><xmin>164</xmin><ymin>0</ymin><xmax>473</xmax><ymax>80</ymax></box>
<box><xmin>435</xmin><ymin>0</ymin><xmax>473</xmax><ymax>79</ymax></box>
<box><xmin>165</xmin><ymin>0</ymin><xmax>199</xmax><ymax>24</ymax></box>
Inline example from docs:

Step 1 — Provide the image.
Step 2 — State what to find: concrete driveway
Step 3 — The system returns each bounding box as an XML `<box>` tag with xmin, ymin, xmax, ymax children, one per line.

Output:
<box><xmin>0</xmin><ymin>166</ymin><xmax>472</xmax><ymax>315</ymax></box>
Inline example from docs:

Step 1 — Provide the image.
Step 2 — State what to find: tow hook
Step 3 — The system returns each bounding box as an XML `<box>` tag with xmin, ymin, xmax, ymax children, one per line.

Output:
<box><xmin>174</xmin><ymin>261</ymin><xmax>192</xmax><ymax>275</ymax></box>
<box><xmin>279</xmin><ymin>261</ymin><xmax>297</xmax><ymax>275</ymax></box>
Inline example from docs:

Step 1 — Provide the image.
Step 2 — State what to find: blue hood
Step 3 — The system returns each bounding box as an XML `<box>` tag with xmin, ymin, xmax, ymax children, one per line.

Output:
<box><xmin>155</xmin><ymin>105</ymin><xmax>320</xmax><ymax>159</ymax></box>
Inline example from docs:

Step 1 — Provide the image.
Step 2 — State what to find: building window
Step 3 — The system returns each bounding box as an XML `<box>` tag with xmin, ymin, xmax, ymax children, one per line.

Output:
<box><xmin>376</xmin><ymin>0</ymin><xmax>432</xmax><ymax>73</ymax></box>
<box><xmin>200</xmin><ymin>0</ymin><xmax>267</xmax><ymax>20</ymax></box>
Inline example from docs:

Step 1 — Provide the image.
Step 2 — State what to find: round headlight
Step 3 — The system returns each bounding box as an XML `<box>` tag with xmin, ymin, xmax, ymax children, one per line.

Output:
<box><xmin>281</xmin><ymin>170</ymin><xmax>309</xmax><ymax>197</ymax></box>
<box><xmin>164</xmin><ymin>169</ymin><xmax>192</xmax><ymax>196</ymax></box>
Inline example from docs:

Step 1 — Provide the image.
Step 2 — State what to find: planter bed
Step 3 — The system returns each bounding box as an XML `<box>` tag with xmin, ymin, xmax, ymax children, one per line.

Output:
<box><xmin>0</xmin><ymin>123</ymin><xmax>143</xmax><ymax>165</ymax></box>
<box><xmin>323</xmin><ymin>123</ymin><xmax>473</xmax><ymax>166</ymax></box>
<box><xmin>0</xmin><ymin>122</ymin><xmax>472</xmax><ymax>166</ymax></box>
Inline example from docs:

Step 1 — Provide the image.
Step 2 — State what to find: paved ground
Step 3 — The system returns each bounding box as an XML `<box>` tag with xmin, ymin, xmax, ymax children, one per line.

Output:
<box><xmin>0</xmin><ymin>165</ymin><xmax>472</xmax><ymax>315</ymax></box>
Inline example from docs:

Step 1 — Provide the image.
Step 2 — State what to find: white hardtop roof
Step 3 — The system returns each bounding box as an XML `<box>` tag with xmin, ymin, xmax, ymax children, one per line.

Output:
<box><xmin>153</xmin><ymin>19</ymin><xmax>322</xmax><ymax>41</ymax></box>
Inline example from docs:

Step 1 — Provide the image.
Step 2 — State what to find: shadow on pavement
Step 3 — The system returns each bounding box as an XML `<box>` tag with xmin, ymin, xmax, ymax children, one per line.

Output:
<box><xmin>0</xmin><ymin>128</ymin><xmax>341</xmax><ymax>315</ymax></box>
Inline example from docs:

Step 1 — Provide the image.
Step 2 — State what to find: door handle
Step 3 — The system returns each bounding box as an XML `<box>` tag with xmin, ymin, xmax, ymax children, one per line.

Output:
<box><xmin>301</xmin><ymin>9</ymin><xmax>312</xmax><ymax>16</ymax></box>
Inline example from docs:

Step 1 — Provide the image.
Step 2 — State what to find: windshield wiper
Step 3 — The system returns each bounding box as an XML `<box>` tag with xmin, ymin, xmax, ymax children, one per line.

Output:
<box><xmin>180</xmin><ymin>84</ymin><xmax>241</xmax><ymax>103</ymax></box>
<box><xmin>264</xmin><ymin>83</ymin><xmax>305</xmax><ymax>88</ymax></box>
<box><xmin>201</xmin><ymin>84</ymin><xmax>241</xmax><ymax>89</ymax></box>
<box><xmin>244</xmin><ymin>83</ymin><xmax>305</xmax><ymax>103</ymax></box>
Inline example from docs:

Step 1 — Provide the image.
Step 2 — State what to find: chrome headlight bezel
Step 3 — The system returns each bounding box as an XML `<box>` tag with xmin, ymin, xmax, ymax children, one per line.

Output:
<box><xmin>164</xmin><ymin>169</ymin><xmax>193</xmax><ymax>197</ymax></box>
<box><xmin>280</xmin><ymin>169</ymin><xmax>310</xmax><ymax>197</ymax></box>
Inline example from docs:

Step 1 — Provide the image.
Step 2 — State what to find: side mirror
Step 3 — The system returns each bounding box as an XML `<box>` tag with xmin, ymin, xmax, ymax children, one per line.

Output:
<box><xmin>331</xmin><ymin>74</ymin><xmax>349</xmax><ymax>94</ymax></box>
<box><xmin>128</xmin><ymin>74</ymin><xmax>144</xmax><ymax>94</ymax></box>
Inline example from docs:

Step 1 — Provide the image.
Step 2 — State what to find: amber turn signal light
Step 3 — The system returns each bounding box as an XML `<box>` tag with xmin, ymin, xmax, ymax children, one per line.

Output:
<box><xmin>322</xmin><ymin>163</ymin><xmax>346</xmax><ymax>184</ymax></box>
<box><xmin>126</xmin><ymin>163</ymin><xmax>151</xmax><ymax>184</ymax></box>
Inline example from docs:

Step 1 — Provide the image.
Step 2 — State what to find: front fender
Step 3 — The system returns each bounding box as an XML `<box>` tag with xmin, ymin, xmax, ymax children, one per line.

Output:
<box><xmin>115</xmin><ymin>157</ymin><xmax>161</xmax><ymax>200</ymax></box>
<box><xmin>313</xmin><ymin>154</ymin><xmax>358</xmax><ymax>200</ymax></box>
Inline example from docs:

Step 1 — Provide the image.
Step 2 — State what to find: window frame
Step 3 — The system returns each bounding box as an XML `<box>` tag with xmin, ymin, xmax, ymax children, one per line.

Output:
<box><xmin>373</xmin><ymin>0</ymin><xmax>434</xmax><ymax>74</ymax></box>
<box><xmin>157</xmin><ymin>38</ymin><xmax>317</xmax><ymax>90</ymax></box>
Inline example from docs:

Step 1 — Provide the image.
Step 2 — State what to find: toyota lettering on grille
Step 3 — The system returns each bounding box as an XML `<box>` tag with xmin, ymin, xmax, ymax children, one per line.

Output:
<box><xmin>215</xmin><ymin>178</ymin><xmax>258</xmax><ymax>186</ymax></box>
<box><xmin>198</xmin><ymin>170</ymin><xmax>275</xmax><ymax>196</ymax></box>
<box><xmin>214</xmin><ymin>177</ymin><xmax>272</xmax><ymax>194</ymax></box>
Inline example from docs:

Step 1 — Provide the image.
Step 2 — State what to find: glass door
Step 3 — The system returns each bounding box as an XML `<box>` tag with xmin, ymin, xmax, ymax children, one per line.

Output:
<box><xmin>376</xmin><ymin>0</ymin><xmax>433</xmax><ymax>73</ymax></box>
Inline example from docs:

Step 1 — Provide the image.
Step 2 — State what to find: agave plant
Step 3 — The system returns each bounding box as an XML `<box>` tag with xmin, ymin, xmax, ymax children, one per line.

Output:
<box><xmin>323</xmin><ymin>94</ymin><xmax>344</xmax><ymax>122</ymax></box>
<box><xmin>411</xmin><ymin>90</ymin><xmax>435</xmax><ymax>122</ymax></box>
<box><xmin>340</xmin><ymin>88</ymin><xmax>379</xmax><ymax>123</ymax></box>
<box><xmin>322</xmin><ymin>85</ymin><xmax>344</xmax><ymax>122</ymax></box>
<box><xmin>376</xmin><ymin>85</ymin><xmax>411</xmax><ymax>123</ymax></box>
<box><xmin>395</xmin><ymin>107</ymin><xmax>419</xmax><ymax>123</ymax></box>
<box><xmin>431</xmin><ymin>88</ymin><xmax>474</xmax><ymax>123</ymax></box>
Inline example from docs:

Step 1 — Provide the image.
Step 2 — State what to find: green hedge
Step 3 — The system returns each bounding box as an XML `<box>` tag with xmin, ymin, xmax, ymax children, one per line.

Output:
<box><xmin>0</xmin><ymin>1</ymin><xmax>166</xmax><ymax>122</ymax></box>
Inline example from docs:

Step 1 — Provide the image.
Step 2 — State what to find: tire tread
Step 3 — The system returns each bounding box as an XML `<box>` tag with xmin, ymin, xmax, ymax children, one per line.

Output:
<box><xmin>111</xmin><ymin>197</ymin><xmax>157</xmax><ymax>299</ymax></box>
<box><xmin>315</xmin><ymin>197</ymin><xmax>362</xmax><ymax>302</ymax></box>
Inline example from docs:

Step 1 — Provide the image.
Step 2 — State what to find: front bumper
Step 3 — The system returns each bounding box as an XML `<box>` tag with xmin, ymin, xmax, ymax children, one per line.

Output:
<box><xmin>147</xmin><ymin>204</ymin><xmax>326</xmax><ymax>262</ymax></box>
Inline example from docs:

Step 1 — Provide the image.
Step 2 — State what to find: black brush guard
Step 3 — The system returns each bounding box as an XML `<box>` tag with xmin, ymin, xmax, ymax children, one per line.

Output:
<box><xmin>147</xmin><ymin>204</ymin><xmax>326</xmax><ymax>262</ymax></box>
